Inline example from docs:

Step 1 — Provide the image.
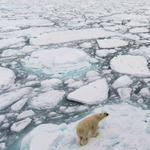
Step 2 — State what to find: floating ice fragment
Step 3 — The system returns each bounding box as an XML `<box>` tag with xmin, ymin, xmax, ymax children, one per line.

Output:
<box><xmin>0</xmin><ymin>143</ymin><xmax>6</xmax><ymax>149</ymax></box>
<box><xmin>112</xmin><ymin>75</ymin><xmax>133</xmax><ymax>89</ymax></box>
<box><xmin>0</xmin><ymin>115</ymin><xmax>5</xmax><ymax>124</ymax></box>
<box><xmin>11</xmin><ymin>118</ymin><xmax>32</xmax><ymax>132</ymax></box>
<box><xmin>97</xmin><ymin>39</ymin><xmax>128</xmax><ymax>48</ymax></box>
<box><xmin>126</xmin><ymin>22</ymin><xmax>148</xmax><ymax>27</ymax></box>
<box><xmin>80</xmin><ymin>42</ymin><xmax>92</xmax><ymax>48</ymax></box>
<box><xmin>0</xmin><ymin>67</ymin><xmax>15</xmax><ymax>92</ymax></box>
<box><xmin>139</xmin><ymin>88</ymin><xmax>150</xmax><ymax>96</ymax></box>
<box><xmin>117</xmin><ymin>88</ymin><xmax>132</xmax><ymax>100</ymax></box>
<box><xmin>29</xmin><ymin>90</ymin><xmax>65</xmax><ymax>110</ymax></box>
<box><xmin>17</xmin><ymin>110</ymin><xmax>35</xmax><ymax>120</ymax></box>
<box><xmin>67</xmin><ymin>79</ymin><xmax>108</xmax><ymax>104</ymax></box>
<box><xmin>110</xmin><ymin>55</ymin><xmax>150</xmax><ymax>76</ymax></box>
<box><xmin>67</xmin><ymin>81</ymin><xmax>84</xmax><ymax>88</ymax></box>
<box><xmin>129</xmin><ymin>28</ymin><xmax>149</xmax><ymax>33</ymax></box>
<box><xmin>96</xmin><ymin>49</ymin><xmax>116</xmax><ymax>57</ymax></box>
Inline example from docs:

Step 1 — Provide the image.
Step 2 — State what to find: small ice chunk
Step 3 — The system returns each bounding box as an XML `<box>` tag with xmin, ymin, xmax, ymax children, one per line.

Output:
<box><xmin>110</xmin><ymin>55</ymin><xmax>150</xmax><ymax>77</ymax></box>
<box><xmin>129</xmin><ymin>28</ymin><xmax>149</xmax><ymax>33</ymax></box>
<box><xmin>0</xmin><ymin>87</ymin><xmax>31</xmax><ymax>110</ymax></box>
<box><xmin>0</xmin><ymin>67</ymin><xmax>15</xmax><ymax>92</ymax></box>
<box><xmin>117</xmin><ymin>88</ymin><xmax>132</xmax><ymax>100</ymax></box>
<box><xmin>20</xmin><ymin>46</ymin><xmax>39</xmax><ymax>53</ymax></box>
<box><xmin>112</xmin><ymin>75</ymin><xmax>133</xmax><ymax>89</ymax></box>
<box><xmin>67</xmin><ymin>79</ymin><xmax>109</xmax><ymax>104</ymax></box>
<box><xmin>96</xmin><ymin>49</ymin><xmax>116</xmax><ymax>57</ymax></box>
<box><xmin>80</xmin><ymin>42</ymin><xmax>92</xmax><ymax>48</ymax></box>
<box><xmin>140</xmin><ymin>33</ymin><xmax>150</xmax><ymax>38</ymax></box>
<box><xmin>67</xmin><ymin>81</ymin><xmax>84</xmax><ymax>88</ymax></box>
<box><xmin>17</xmin><ymin>110</ymin><xmax>35</xmax><ymax>120</ymax></box>
<box><xmin>64</xmin><ymin>105</ymin><xmax>88</xmax><ymax>113</ymax></box>
<box><xmin>145</xmin><ymin>123</ymin><xmax>150</xmax><ymax>134</ymax></box>
<box><xmin>25</xmin><ymin>81</ymin><xmax>41</xmax><ymax>87</ymax></box>
<box><xmin>41</xmin><ymin>79</ymin><xmax>62</xmax><ymax>89</ymax></box>
<box><xmin>97</xmin><ymin>39</ymin><xmax>128</xmax><ymax>48</ymax></box>
<box><xmin>64</xmin><ymin>79</ymin><xmax>75</xmax><ymax>85</ymax></box>
<box><xmin>0</xmin><ymin>143</ymin><xmax>6</xmax><ymax>149</ymax></box>
<box><xmin>89</xmin><ymin>57</ymin><xmax>99</xmax><ymax>63</ymax></box>
<box><xmin>86</xmin><ymin>70</ymin><xmax>101</xmax><ymax>82</ymax></box>
<box><xmin>0</xmin><ymin>115</ymin><xmax>5</xmax><ymax>124</ymax></box>
<box><xmin>126</xmin><ymin>22</ymin><xmax>147</xmax><ymax>27</ymax></box>
<box><xmin>139</xmin><ymin>88</ymin><xmax>150</xmax><ymax>96</ymax></box>
<box><xmin>137</xmin><ymin>98</ymin><xmax>143</xmax><ymax>103</ymax></box>
<box><xmin>11</xmin><ymin>98</ymin><xmax>28</xmax><ymax>111</ymax></box>
<box><xmin>48</xmin><ymin>112</ymin><xmax>57</xmax><ymax>117</ymax></box>
<box><xmin>27</xmin><ymin>75</ymin><xmax>37</xmax><ymax>80</ymax></box>
<box><xmin>1</xmin><ymin>123</ymin><xmax>9</xmax><ymax>128</ymax></box>
<box><xmin>1</xmin><ymin>49</ymin><xmax>19</xmax><ymax>57</ymax></box>
<box><xmin>11</xmin><ymin>118</ymin><xmax>32</xmax><ymax>132</ymax></box>
<box><xmin>29</xmin><ymin>90</ymin><xmax>65</xmax><ymax>110</ymax></box>
<box><xmin>144</xmin><ymin>78</ymin><xmax>150</xmax><ymax>83</ymax></box>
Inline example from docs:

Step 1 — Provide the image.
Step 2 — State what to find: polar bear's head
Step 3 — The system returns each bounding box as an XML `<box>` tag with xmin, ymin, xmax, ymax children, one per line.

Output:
<box><xmin>96</xmin><ymin>111</ymin><xmax>109</xmax><ymax>121</ymax></box>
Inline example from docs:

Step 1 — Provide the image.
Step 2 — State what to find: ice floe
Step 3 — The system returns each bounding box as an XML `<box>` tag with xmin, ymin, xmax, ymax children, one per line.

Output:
<box><xmin>110</xmin><ymin>55</ymin><xmax>150</xmax><ymax>77</ymax></box>
<box><xmin>0</xmin><ymin>115</ymin><xmax>5</xmax><ymax>124</ymax></box>
<box><xmin>67</xmin><ymin>79</ymin><xmax>108</xmax><ymax>104</ymax></box>
<box><xmin>0</xmin><ymin>87</ymin><xmax>31</xmax><ymax>110</ymax></box>
<box><xmin>0</xmin><ymin>67</ymin><xmax>15</xmax><ymax>92</ymax></box>
<box><xmin>17</xmin><ymin>110</ymin><xmax>35</xmax><ymax>120</ymax></box>
<box><xmin>29</xmin><ymin>90</ymin><xmax>65</xmax><ymax>110</ymax></box>
<box><xmin>86</xmin><ymin>70</ymin><xmax>101</xmax><ymax>82</ymax></box>
<box><xmin>139</xmin><ymin>88</ymin><xmax>150</xmax><ymax>96</ymax></box>
<box><xmin>97</xmin><ymin>39</ymin><xmax>128</xmax><ymax>48</ymax></box>
<box><xmin>129</xmin><ymin>28</ymin><xmax>149</xmax><ymax>33</ymax></box>
<box><xmin>30</xmin><ymin>28</ymin><xmax>117</xmax><ymax>45</ymax></box>
<box><xmin>117</xmin><ymin>88</ymin><xmax>132</xmax><ymax>100</ymax></box>
<box><xmin>20</xmin><ymin>103</ymin><xmax>150</xmax><ymax>150</ymax></box>
<box><xmin>112</xmin><ymin>75</ymin><xmax>133</xmax><ymax>89</ymax></box>
<box><xmin>22</xmin><ymin>48</ymin><xmax>91</xmax><ymax>76</ymax></box>
<box><xmin>126</xmin><ymin>22</ymin><xmax>148</xmax><ymax>27</ymax></box>
<box><xmin>96</xmin><ymin>49</ymin><xmax>116</xmax><ymax>57</ymax></box>
<box><xmin>11</xmin><ymin>118</ymin><xmax>32</xmax><ymax>133</ymax></box>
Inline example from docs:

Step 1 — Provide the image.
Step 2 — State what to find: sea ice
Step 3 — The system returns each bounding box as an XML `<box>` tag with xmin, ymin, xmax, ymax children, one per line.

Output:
<box><xmin>17</xmin><ymin>110</ymin><xmax>35</xmax><ymax>120</ymax></box>
<box><xmin>96</xmin><ymin>49</ymin><xmax>116</xmax><ymax>57</ymax></box>
<box><xmin>29</xmin><ymin>90</ymin><xmax>65</xmax><ymax>110</ymax></box>
<box><xmin>110</xmin><ymin>55</ymin><xmax>150</xmax><ymax>77</ymax></box>
<box><xmin>126</xmin><ymin>22</ymin><xmax>148</xmax><ymax>27</ymax></box>
<box><xmin>0</xmin><ymin>115</ymin><xmax>5</xmax><ymax>124</ymax></box>
<box><xmin>86</xmin><ymin>70</ymin><xmax>101</xmax><ymax>82</ymax></box>
<box><xmin>129</xmin><ymin>27</ymin><xmax>149</xmax><ymax>33</ymax></box>
<box><xmin>20</xmin><ymin>103</ymin><xmax>150</xmax><ymax>150</ymax></box>
<box><xmin>67</xmin><ymin>81</ymin><xmax>84</xmax><ymax>89</ymax></box>
<box><xmin>139</xmin><ymin>88</ymin><xmax>150</xmax><ymax>96</ymax></box>
<box><xmin>140</xmin><ymin>33</ymin><xmax>150</xmax><ymax>38</ymax></box>
<box><xmin>112</xmin><ymin>75</ymin><xmax>133</xmax><ymax>89</ymax></box>
<box><xmin>0</xmin><ymin>87</ymin><xmax>31</xmax><ymax>110</ymax></box>
<box><xmin>67</xmin><ymin>79</ymin><xmax>108</xmax><ymax>104</ymax></box>
<box><xmin>30</xmin><ymin>28</ymin><xmax>117</xmax><ymax>45</ymax></box>
<box><xmin>0</xmin><ymin>67</ymin><xmax>15</xmax><ymax>92</ymax></box>
<box><xmin>11</xmin><ymin>118</ymin><xmax>32</xmax><ymax>132</ymax></box>
<box><xmin>97</xmin><ymin>39</ymin><xmax>128</xmax><ymax>48</ymax></box>
<box><xmin>22</xmin><ymin>48</ymin><xmax>91</xmax><ymax>76</ymax></box>
<box><xmin>80</xmin><ymin>42</ymin><xmax>92</xmax><ymax>48</ymax></box>
<box><xmin>117</xmin><ymin>88</ymin><xmax>132</xmax><ymax>100</ymax></box>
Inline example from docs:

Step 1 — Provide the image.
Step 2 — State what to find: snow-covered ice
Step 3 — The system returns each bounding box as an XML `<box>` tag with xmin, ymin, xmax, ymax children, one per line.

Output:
<box><xmin>96</xmin><ymin>49</ymin><xmax>116</xmax><ymax>57</ymax></box>
<box><xmin>0</xmin><ymin>67</ymin><xmax>15</xmax><ymax>92</ymax></box>
<box><xmin>97</xmin><ymin>39</ymin><xmax>128</xmax><ymax>48</ymax></box>
<box><xmin>20</xmin><ymin>103</ymin><xmax>150</xmax><ymax>150</ymax></box>
<box><xmin>110</xmin><ymin>55</ymin><xmax>150</xmax><ymax>77</ymax></box>
<box><xmin>11</xmin><ymin>118</ymin><xmax>32</xmax><ymax>132</ymax></box>
<box><xmin>117</xmin><ymin>88</ymin><xmax>132</xmax><ymax>100</ymax></box>
<box><xmin>129</xmin><ymin>28</ymin><xmax>149</xmax><ymax>33</ymax></box>
<box><xmin>17</xmin><ymin>110</ymin><xmax>35</xmax><ymax>120</ymax></box>
<box><xmin>29</xmin><ymin>90</ymin><xmax>65</xmax><ymax>110</ymax></box>
<box><xmin>67</xmin><ymin>79</ymin><xmax>109</xmax><ymax>104</ymax></box>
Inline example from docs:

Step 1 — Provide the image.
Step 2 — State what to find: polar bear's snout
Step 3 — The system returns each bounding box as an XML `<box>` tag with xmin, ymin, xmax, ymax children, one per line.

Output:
<box><xmin>104</xmin><ymin>112</ymin><xmax>109</xmax><ymax>116</ymax></box>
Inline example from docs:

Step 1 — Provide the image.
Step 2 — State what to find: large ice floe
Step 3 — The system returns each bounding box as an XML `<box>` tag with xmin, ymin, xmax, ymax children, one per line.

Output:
<box><xmin>20</xmin><ymin>103</ymin><xmax>150</xmax><ymax>150</ymax></box>
<box><xmin>0</xmin><ymin>67</ymin><xmax>15</xmax><ymax>92</ymax></box>
<box><xmin>22</xmin><ymin>48</ymin><xmax>91</xmax><ymax>77</ymax></box>
<box><xmin>110</xmin><ymin>55</ymin><xmax>150</xmax><ymax>77</ymax></box>
<box><xmin>67</xmin><ymin>79</ymin><xmax>109</xmax><ymax>104</ymax></box>
<box><xmin>30</xmin><ymin>28</ymin><xmax>117</xmax><ymax>45</ymax></box>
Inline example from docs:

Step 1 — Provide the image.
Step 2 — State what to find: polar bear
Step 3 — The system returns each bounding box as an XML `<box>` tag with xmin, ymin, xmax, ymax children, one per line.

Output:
<box><xmin>76</xmin><ymin>111</ymin><xmax>109</xmax><ymax>145</ymax></box>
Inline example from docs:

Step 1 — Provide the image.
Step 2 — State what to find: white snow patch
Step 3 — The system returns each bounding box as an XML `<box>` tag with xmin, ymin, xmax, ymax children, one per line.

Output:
<box><xmin>67</xmin><ymin>79</ymin><xmax>108</xmax><ymax>104</ymax></box>
<box><xmin>0</xmin><ymin>67</ymin><xmax>15</xmax><ymax>92</ymax></box>
<box><xmin>140</xmin><ymin>88</ymin><xmax>150</xmax><ymax>96</ymax></box>
<box><xmin>96</xmin><ymin>49</ymin><xmax>116</xmax><ymax>57</ymax></box>
<box><xmin>30</xmin><ymin>28</ymin><xmax>117</xmax><ymax>45</ymax></box>
<box><xmin>0</xmin><ymin>87</ymin><xmax>31</xmax><ymax>110</ymax></box>
<box><xmin>117</xmin><ymin>88</ymin><xmax>132</xmax><ymax>100</ymax></box>
<box><xmin>21</xmin><ymin>103</ymin><xmax>150</xmax><ymax>150</ymax></box>
<box><xmin>112</xmin><ymin>75</ymin><xmax>133</xmax><ymax>89</ymax></box>
<box><xmin>11</xmin><ymin>118</ymin><xmax>32</xmax><ymax>132</ymax></box>
<box><xmin>80</xmin><ymin>42</ymin><xmax>92</xmax><ymax>48</ymax></box>
<box><xmin>110</xmin><ymin>55</ymin><xmax>150</xmax><ymax>77</ymax></box>
<box><xmin>17</xmin><ymin>110</ymin><xmax>35</xmax><ymax>120</ymax></box>
<box><xmin>29</xmin><ymin>90</ymin><xmax>65</xmax><ymax>110</ymax></box>
<box><xmin>67</xmin><ymin>81</ymin><xmax>84</xmax><ymax>88</ymax></box>
<box><xmin>97</xmin><ymin>39</ymin><xmax>128</xmax><ymax>48</ymax></box>
<box><xmin>129</xmin><ymin>28</ymin><xmax>149</xmax><ymax>33</ymax></box>
<box><xmin>22</xmin><ymin>48</ymin><xmax>91</xmax><ymax>76</ymax></box>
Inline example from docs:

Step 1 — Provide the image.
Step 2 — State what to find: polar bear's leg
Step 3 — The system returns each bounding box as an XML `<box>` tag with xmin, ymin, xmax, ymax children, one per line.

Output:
<box><xmin>81</xmin><ymin>137</ymin><xmax>88</xmax><ymax>145</ymax></box>
<box><xmin>92</xmin><ymin>125</ymin><xmax>99</xmax><ymax>137</ymax></box>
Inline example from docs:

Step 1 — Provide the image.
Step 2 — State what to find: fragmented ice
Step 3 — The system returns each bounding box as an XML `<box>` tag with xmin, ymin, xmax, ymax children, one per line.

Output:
<box><xmin>29</xmin><ymin>90</ymin><xmax>65</xmax><ymax>110</ymax></box>
<box><xmin>110</xmin><ymin>55</ymin><xmax>150</xmax><ymax>77</ymax></box>
<box><xmin>22</xmin><ymin>48</ymin><xmax>91</xmax><ymax>76</ymax></box>
<box><xmin>30</xmin><ymin>28</ymin><xmax>117</xmax><ymax>45</ymax></box>
<box><xmin>97</xmin><ymin>39</ymin><xmax>128</xmax><ymax>48</ymax></box>
<box><xmin>20</xmin><ymin>103</ymin><xmax>150</xmax><ymax>150</ymax></box>
<box><xmin>17</xmin><ymin>110</ymin><xmax>35</xmax><ymax>120</ymax></box>
<box><xmin>67</xmin><ymin>79</ymin><xmax>108</xmax><ymax>104</ymax></box>
<box><xmin>129</xmin><ymin>28</ymin><xmax>149</xmax><ymax>33</ymax></box>
<box><xmin>0</xmin><ymin>67</ymin><xmax>15</xmax><ymax>92</ymax></box>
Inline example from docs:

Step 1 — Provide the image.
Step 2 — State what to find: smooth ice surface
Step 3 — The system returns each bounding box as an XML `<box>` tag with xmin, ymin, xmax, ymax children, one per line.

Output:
<box><xmin>110</xmin><ymin>55</ymin><xmax>150</xmax><ymax>77</ymax></box>
<box><xmin>96</xmin><ymin>49</ymin><xmax>116</xmax><ymax>57</ymax></box>
<box><xmin>117</xmin><ymin>88</ymin><xmax>132</xmax><ymax>100</ymax></box>
<box><xmin>29</xmin><ymin>90</ymin><xmax>65</xmax><ymax>110</ymax></box>
<box><xmin>21</xmin><ymin>103</ymin><xmax>150</xmax><ymax>150</ymax></box>
<box><xmin>97</xmin><ymin>39</ymin><xmax>128</xmax><ymax>48</ymax></box>
<box><xmin>67</xmin><ymin>79</ymin><xmax>108</xmax><ymax>104</ymax></box>
<box><xmin>129</xmin><ymin>28</ymin><xmax>149</xmax><ymax>33</ymax></box>
<box><xmin>0</xmin><ymin>115</ymin><xmax>5</xmax><ymax>124</ymax></box>
<box><xmin>11</xmin><ymin>118</ymin><xmax>32</xmax><ymax>132</ymax></box>
<box><xmin>17</xmin><ymin>110</ymin><xmax>35</xmax><ymax>120</ymax></box>
<box><xmin>22</xmin><ymin>48</ymin><xmax>91</xmax><ymax>76</ymax></box>
<box><xmin>0</xmin><ymin>87</ymin><xmax>31</xmax><ymax>110</ymax></box>
<box><xmin>30</xmin><ymin>28</ymin><xmax>117</xmax><ymax>45</ymax></box>
<box><xmin>140</xmin><ymin>88</ymin><xmax>150</xmax><ymax>96</ymax></box>
<box><xmin>0</xmin><ymin>67</ymin><xmax>15</xmax><ymax>92</ymax></box>
<box><xmin>112</xmin><ymin>75</ymin><xmax>133</xmax><ymax>89</ymax></box>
